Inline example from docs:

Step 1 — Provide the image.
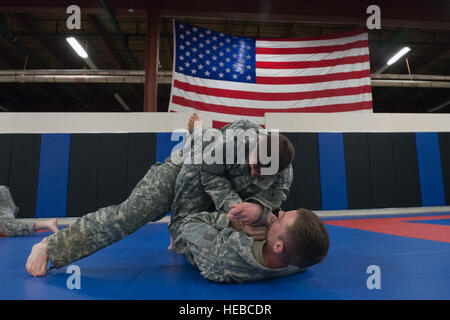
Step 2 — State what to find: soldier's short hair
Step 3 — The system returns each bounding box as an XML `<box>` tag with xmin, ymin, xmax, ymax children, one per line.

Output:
<box><xmin>283</xmin><ymin>208</ymin><xmax>329</xmax><ymax>268</ymax></box>
<box><xmin>253</xmin><ymin>133</ymin><xmax>295</xmax><ymax>175</ymax></box>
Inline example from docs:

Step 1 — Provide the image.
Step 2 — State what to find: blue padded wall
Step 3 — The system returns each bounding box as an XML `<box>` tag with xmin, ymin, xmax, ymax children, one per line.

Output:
<box><xmin>2</xmin><ymin>131</ymin><xmax>449</xmax><ymax>217</ymax></box>
<box><xmin>35</xmin><ymin>134</ymin><xmax>71</xmax><ymax>218</ymax></box>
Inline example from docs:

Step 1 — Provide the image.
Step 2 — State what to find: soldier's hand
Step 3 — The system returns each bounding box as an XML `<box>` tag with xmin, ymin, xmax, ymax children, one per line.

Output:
<box><xmin>228</xmin><ymin>202</ymin><xmax>264</xmax><ymax>224</ymax></box>
<box><xmin>241</xmin><ymin>224</ymin><xmax>267</xmax><ymax>241</ymax></box>
<box><xmin>229</xmin><ymin>220</ymin><xmax>267</xmax><ymax>241</ymax></box>
<box><xmin>268</xmin><ymin>213</ymin><xmax>277</xmax><ymax>226</ymax></box>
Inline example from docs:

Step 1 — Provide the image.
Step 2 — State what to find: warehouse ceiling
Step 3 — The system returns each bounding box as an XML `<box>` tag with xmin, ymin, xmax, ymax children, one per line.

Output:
<box><xmin>0</xmin><ymin>0</ymin><xmax>449</xmax><ymax>113</ymax></box>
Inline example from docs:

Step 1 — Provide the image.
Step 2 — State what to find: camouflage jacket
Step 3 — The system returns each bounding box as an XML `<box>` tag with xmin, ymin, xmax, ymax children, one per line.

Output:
<box><xmin>170</xmin><ymin>119</ymin><xmax>293</xmax><ymax>232</ymax></box>
<box><xmin>201</xmin><ymin>120</ymin><xmax>293</xmax><ymax>225</ymax></box>
<box><xmin>180</xmin><ymin>210</ymin><xmax>303</xmax><ymax>283</ymax></box>
<box><xmin>0</xmin><ymin>185</ymin><xmax>34</xmax><ymax>236</ymax></box>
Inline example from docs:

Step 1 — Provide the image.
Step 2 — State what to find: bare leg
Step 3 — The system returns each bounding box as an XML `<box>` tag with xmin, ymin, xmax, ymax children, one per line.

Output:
<box><xmin>26</xmin><ymin>238</ymin><xmax>48</xmax><ymax>277</ymax></box>
<box><xmin>168</xmin><ymin>236</ymin><xmax>174</xmax><ymax>250</ymax></box>
<box><xmin>188</xmin><ymin>113</ymin><xmax>201</xmax><ymax>131</ymax></box>
<box><xmin>33</xmin><ymin>219</ymin><xmax>58</xmax><ymax>233</ymax></box>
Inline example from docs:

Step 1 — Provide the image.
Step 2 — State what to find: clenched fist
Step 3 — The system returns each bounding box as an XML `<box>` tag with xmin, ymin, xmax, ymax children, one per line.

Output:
<box><xmin>227</xmin><ymin>202</ymin><xmax>264</xmax><ymax>225</ymax></box>
<box><xmin>229</xmin><ymin>220</ymin><xmax>267</xmax><ymax>241</ymax></box>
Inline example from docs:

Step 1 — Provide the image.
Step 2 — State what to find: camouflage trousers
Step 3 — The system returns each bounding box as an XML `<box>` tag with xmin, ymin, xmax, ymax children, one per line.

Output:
<box><xmin>46</xmin><ymin>157</ymin><xmax>181</xmax><ymax>269</ymax></box>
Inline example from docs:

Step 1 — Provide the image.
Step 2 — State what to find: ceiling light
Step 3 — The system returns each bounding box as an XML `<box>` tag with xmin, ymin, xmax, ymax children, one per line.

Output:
<box><xmin>387</xmin><ymin>47</ymin><xmax>411</xmax><ymax>66</ymax></box>
<box><xmin>66</xmin><ymin>37</ymin><xmax>88</xmax><ymax>59</ymax></box>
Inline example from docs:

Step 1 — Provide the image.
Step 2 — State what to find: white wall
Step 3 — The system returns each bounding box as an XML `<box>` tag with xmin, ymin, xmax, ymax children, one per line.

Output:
<box><xmin>0</xmin><ymin>112</ymin><xmax>213</xmax><ymax>133</ymax></box>
<box><xmin>265</xmin><ymin>113</ymin><xmax>450</xmax><ymax>132</ymax></box>
<box><xmin>1</xmin><ymin>112</ymin><xmax>449</xmax><ymax>133</ymax></box>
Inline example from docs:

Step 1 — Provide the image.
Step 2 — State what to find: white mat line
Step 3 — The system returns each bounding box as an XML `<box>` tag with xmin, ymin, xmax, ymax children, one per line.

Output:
<box><xmin>15</xmin><ymin>206</ymin><xmax>450</xmax><ymax>226</ymax></box>
<box><xmin>315</xmin><ymin>205</ymin><xmax>450</xmax><ymax>217</ymax></box>
<box><xmin>16</xmin><ymin>216</ymin><xmax>171</xmax><ymax>226</ymax></box>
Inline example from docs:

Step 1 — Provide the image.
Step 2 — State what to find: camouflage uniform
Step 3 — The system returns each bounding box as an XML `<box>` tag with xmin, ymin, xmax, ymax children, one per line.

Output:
<box><xmin>180</xmin><ymin>211</ymin><xmax>303</xmax><ymax>283</ymax></box>
<box><xmin>0</xmin><ymin>185</ymin><xmax>34</xmax><ymax>237</ymax></box>
<box><xmin>200</xmin><ymin>120</ymin><xmax>293</xmax><ymax>225</ymax></box>
<box><xmin>46</xmin><ymin>120</ymin><xmax>297</xmax><ymax>282</ymax></box>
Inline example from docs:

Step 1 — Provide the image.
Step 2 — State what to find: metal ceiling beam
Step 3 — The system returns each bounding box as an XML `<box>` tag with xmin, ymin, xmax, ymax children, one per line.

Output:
<box><xmin>371</xmin><ymin>80</ymin><xmax>450</xmax><ymax>88</ymax></box>
<box><xmin>415</xmin><ymin>48</ymin><xmax>450</xmax><ymax>74</ymax></box>
<box><xmin>0</xmin><ymin>41</ymin><xmax>64</xmax><ymax>106</ymax></box>
<box><xmin>1</xmin><ymin>70</ymin><xmax>449</xmax><ymax>88</ymax></box>
<box><xmin>88</xmin><ymin>13</ymin><xmax>142</xmax><ymax>109</ymax></box>
<box><xmin>100</xmin><ymin>0</ymin><xmax>142</xmax><ymax>69</ymax></box>
<box><xmin>88</xmin><ymin>14</ymin><xmax>123</xmax><ymax>69</ymax></box>
<box><xmin>225</xmin><ymin>20</ymin><xmax>231</xmax><ymax>34</ymax></box>
<box><xmin>0</xmin><ymin>84</ymin><xmax>27</xmax><ymax>109</ymax></box>
<box><xmin>371</xmin><ymin>74</ymin><xmax>450</xmax><ymax>81</ymax></box>
<box><xmin>428</xmin><ymin>99</ymin><xmax>450</xmax><ymax>112</ymax></box>
<box><xmin>0</xmin><ymin>6</ymin><xmax>147</xmax><ymax>16</ymax></box>
<box><xmin>285</xmin><ymin>22</ymin><xmax>297</xmax><ymax>38</ymax></box>
<box><xmin>159</xmin><ymin>11</ymin><xmax>450</xmax><ymax>31</ymax></box>
<box><xmin>14</xmin><ymin>14</ymin><xmax>68</xmax><ymax>68</ymax></box>
<box><xmin>1</xmin><ymin>0</ymin><xmax>449</xmax><ymax>30</ymax></box>
<box><xmin>0</xmin><ymin>15</ymin><xmax>46</xmax><ymax>67</ymax></box>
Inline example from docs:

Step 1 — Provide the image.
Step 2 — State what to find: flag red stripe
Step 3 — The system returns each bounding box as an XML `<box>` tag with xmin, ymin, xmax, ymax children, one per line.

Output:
<box><xmin>173</xmin><ymin>79</ymin><xmax>371</xmax><ymax>101</ymax></box>
<box><xmin>256</xmin><ymin>70</ymin><xmax>370</xmax><ymax>84</ymax></box>
<box><xmin>256</xmin><ymin>55</ymin><xmax>370</xmax><ymax>69</ymax></box>
<box><xmin>257</xmin><ymin>29</ymin><xmax>367</xmax><ymax>42</ymax></box>
<box><xmin>212</xmin><ymin>120</ymin><xmax>230</xmax><ymax>129</ymax></box>
<box><xmin>212</xmin><ymin>120</ymin><xmax>265</xmax><ymax>129</ymax></box>
<box><xmin>255</xmin><ymin>40</ymin><xmax>368</xmax><ymax>54</ymax></box>
<box><xmin>172</xmin><ymin>95</ymin><xmax>372</xmax><ymax>117</ymax></box>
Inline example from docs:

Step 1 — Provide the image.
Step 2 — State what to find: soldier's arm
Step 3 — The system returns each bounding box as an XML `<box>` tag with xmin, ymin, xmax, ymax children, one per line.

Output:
<box><xmin>181</xmin><ymin>210</ymin><xmax>266</xmax><ymax>241</ymax></box>
<box><xmin>0</xmin><ymin>218</ymin><xmax>34</xmax><ymax>237</ymax></box>
<box><xmin>199</xmin><ymin>120</ymin><xmax>263</xmax><ymax>213</ymax></box>
<box><xmin>200</xmin><ymin>163</ymin><xmax>243</xmax><ymax>213</ymax></box>
<box><xmin>182</xmin><ymin>210</ymin><xmax>230</xmax><ymax>231</ymax></box>
<box><xmin>180</xmin><ymin>212</ymin><xmax>262</xmax><ymax>283</ymax></box>
<box><xmin>244</xmin><ymin>164</ymin><xmax>293</xmax><ymax>225</ymax></box>
<box><xmin>200</xmin><ymin>130</ymin><xmax>245</xmax><ymax>212</ymax></box>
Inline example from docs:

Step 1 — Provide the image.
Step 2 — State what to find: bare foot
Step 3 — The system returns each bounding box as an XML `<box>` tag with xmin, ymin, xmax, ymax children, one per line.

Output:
<box><xmin>33</xmin><ymin>218</ymin><xmax>59</xmax><ymax>234</ymax></box>
<box><xmin>188</xmin><ymin>113</ymin><xmax>201</xmax><ymax>131</ymax></box>
<box><xmin>26</xmin><ymin>238</ymin><xmax>49</xmax><ymax>277</ymax></box>
<box><xmin>168</xmin><ymin>236</ymin><xmax>174</xmax><ymax>250</ymax></box>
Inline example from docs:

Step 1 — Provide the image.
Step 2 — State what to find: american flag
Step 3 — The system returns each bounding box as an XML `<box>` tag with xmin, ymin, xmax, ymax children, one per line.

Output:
<box><xmin>169</xmin><ymin>21</ymin><xmax>372</xmax><ymax>128</ymax></box>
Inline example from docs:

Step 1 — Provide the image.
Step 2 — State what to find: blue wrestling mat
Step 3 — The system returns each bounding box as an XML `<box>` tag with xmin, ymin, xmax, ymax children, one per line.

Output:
<box><xmin>1</xmin><ymin>212</ymin><xmax>449</xmax><ymax>300</ymax></box>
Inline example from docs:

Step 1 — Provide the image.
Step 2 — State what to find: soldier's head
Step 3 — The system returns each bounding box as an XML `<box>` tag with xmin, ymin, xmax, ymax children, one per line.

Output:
<box><xmin>266</xmin><ymin>208</ymin><xmax>329</xmax><ymax>269</ymax></box>
<box><xmin>248</xmin><ymin>133</ymin><xmax>295</xmax><ymax>177</ymax></box>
